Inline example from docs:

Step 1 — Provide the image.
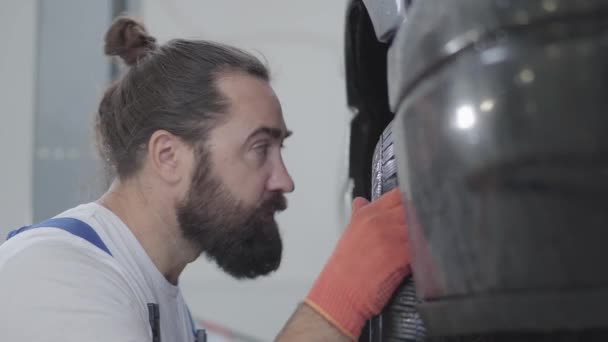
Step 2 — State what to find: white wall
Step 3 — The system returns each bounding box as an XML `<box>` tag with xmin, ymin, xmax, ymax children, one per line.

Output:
<box><xmin>0</xmin><ymin>1</ymin><xmax>37</xmax><ymax>235</ymax></box>
<box><xmin>142</xmin><ymin>1</ymin><xmax>351</xmax><ymax>340</ymax></box>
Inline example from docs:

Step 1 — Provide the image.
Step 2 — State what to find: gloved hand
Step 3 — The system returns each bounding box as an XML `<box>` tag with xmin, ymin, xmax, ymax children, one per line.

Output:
<box><xmin>304</xmin><ymin>188</ymin><xmax>411</xmax><ymax>340</ymax></box>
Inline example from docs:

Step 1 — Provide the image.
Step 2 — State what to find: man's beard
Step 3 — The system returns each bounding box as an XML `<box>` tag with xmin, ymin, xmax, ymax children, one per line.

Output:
<box><xmin>176</xmin><ymin>156</ymin><xmax>287</xmax><ymax>279</ymax></box>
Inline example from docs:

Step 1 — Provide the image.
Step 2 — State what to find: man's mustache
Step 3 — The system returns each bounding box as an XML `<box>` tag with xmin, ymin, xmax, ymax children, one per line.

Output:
<box><xmin>263</xmin><ymin>193</ymin><xmax>287</xmax><ymax>213</ymax></box>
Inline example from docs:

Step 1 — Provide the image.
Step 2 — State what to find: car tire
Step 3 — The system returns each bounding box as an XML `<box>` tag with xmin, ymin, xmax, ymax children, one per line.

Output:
<box><xmin>360</xmin><ymin>120</ymin><xmax>426</xmax><ymax>342</ymax></box>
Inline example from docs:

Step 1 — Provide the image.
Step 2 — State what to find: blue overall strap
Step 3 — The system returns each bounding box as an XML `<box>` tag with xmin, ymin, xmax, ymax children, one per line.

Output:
<box><xmin>6</xmin><ymin>217</ymin><xmax>112</xmax><ymax>257</ymax></box>
<box><xmin>187</xmin><ymin>307</ymin><xmax>207</xmax><ymax>342</ymax></box>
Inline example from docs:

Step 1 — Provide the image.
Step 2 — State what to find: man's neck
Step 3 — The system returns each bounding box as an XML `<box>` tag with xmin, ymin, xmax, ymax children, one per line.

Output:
<box><xmin>98</xmin><ymin>178</ymin><xmax>200</xmax><ymax>285</ymax></box>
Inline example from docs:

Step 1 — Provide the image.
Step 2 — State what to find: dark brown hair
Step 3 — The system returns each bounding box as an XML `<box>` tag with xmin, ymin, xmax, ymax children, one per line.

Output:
<box><xmin>97</xmin><ymin>16</ymin><xmax>269</xmax><ymax>178</ymax></box>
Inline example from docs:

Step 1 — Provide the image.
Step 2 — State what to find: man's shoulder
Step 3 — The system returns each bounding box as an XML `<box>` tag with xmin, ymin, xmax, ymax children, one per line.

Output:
<box><xmin>0</xmin><ymin>220</ymin><xmax>135</xmax><ymax>303</ymax></box>
<box><xmin>0</xmin><ymin>225</ymin><xmax>118</xmax><ymax>275</ymax></box>
<box><xmin>1</xmin><ymin>202</ymin><xmax>114</xmax><ymax>260</ymax></box>
<box><xmin>0</xmin><ymin>203</ymin><xmax>154</xmax><ymax>305</ymax></box>
<box><xmin>0</xmin><ymin>202</ymin><xmax>122</xmax><ymax>278</ymax></box>
<box><xmin>0</xmin><ymin>216</ymin><xmax>151</xmax><ymax>342</ymax></box>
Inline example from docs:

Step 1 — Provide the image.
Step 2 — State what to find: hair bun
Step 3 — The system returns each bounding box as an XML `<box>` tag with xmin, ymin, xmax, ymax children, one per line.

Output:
<box><xmin>104</xmin><ymin>16</ymin><xmax>157</xmax><ymax>66</ymax></box>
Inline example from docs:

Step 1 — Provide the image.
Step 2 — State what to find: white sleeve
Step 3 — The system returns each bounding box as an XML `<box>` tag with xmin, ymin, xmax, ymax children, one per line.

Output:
<box><xmin>0</xmin><ymin>237</ymin><xmax>151</xmax><ymax>342</ymax></box>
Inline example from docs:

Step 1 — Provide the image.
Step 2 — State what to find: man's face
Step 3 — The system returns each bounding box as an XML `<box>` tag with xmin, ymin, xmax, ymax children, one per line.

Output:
<box><xmin>177</xmin><ymin>72</ymin><xmax>295</xmax><ymax>279</ymax></box>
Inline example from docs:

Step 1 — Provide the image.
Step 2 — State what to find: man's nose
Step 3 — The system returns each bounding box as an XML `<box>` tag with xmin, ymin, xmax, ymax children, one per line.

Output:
<box><xmin>268</xmin><ymin>157</ymin><xmax>295</xmax><ymax>193</ymax></box>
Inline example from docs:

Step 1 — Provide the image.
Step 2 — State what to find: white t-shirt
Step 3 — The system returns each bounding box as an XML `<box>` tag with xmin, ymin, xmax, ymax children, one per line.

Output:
<box><xmin>0</xmin><ymin>202</ymin><xmax>197</xmax><ymax>342</ymax></box>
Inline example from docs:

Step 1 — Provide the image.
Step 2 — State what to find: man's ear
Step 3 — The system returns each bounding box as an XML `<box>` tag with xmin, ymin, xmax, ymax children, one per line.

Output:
<box><xmin>147</xmin><ymin>130</ymin><xmax>188</xmax><ymax>184</ymax></box>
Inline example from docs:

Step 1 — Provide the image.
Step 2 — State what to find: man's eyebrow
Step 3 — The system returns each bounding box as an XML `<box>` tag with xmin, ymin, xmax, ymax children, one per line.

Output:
<box><xmin>247</xmin><ymin>126</ymin><xmax>293</xmax><ymax>141</ymax></box>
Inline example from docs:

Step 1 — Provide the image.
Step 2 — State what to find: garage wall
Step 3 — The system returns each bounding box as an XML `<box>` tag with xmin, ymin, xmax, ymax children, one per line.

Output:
<box><xmin>0</xmin><ymin>0</ymin><xmax>38</xmax><ymax>236</ymax></box>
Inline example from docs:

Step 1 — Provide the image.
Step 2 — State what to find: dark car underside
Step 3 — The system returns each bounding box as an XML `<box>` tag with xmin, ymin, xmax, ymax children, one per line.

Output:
<box><xmin>345</xmin><ymin>1</ymin><xmax>608</xmax><ymax>341</ymax></box>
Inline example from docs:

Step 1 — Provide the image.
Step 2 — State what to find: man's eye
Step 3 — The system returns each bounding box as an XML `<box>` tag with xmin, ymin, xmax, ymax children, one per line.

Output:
<box><xmin>254</xmin><ymin>144</ymin><xmax>269</xmax><ymax>157</ymax></box>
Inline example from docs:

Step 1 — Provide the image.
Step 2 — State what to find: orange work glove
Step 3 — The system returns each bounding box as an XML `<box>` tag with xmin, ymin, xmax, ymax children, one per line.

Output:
<box><xmin>304</xmin><ymin>188</ymin><xmax>411</xmax><ymax>340</ymax></box>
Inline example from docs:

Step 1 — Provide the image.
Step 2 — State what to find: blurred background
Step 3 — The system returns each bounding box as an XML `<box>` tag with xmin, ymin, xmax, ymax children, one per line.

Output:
<box><xmin>0</xmin><ymin>0</ymin><xmax>353</xmax><ymax>340</ymax></box>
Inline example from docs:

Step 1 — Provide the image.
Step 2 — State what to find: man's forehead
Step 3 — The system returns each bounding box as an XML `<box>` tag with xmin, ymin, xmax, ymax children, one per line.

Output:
<box><xmin>217</xmin><ymin>71</ymin><xmax>276</xmax><ymax>105</ymax></box>
<box><xmin>215</xmin><ymin>72</ymin><xmax>289</xmax><ymax>138</ymax></box>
